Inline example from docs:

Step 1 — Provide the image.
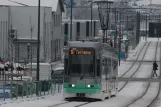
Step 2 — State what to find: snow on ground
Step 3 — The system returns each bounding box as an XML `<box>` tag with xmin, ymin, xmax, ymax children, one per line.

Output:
<box><xmin>118</xmin><ymin>61</ymin><xmax>133</xmax><ymax>77</ymax></box>
<box><xmin>0</xmin><ymin>94</ymin><xmax>65</xmax><ymax>107</ymax></box>
<box><xmin>122</xmin><ymin>42</ymin><xmax>149</xmax><ymax>78</ymax></box>
<box><xmin>86</xmin><ymin>82</ymin><xmax>147</xmax><ymax>107</ymax></box>
<box><xmin>141</xmin><ymin>37</ymin><xmax>161</xmax><ymax>42</ymax></box>
<box><xmin>129</xmin><ymin>82</ymin><xmax>160</xmax><ymax>107</ymax></box>
<box><xmin>143</xmin><ymin>42</ymin><xmax>157</xmax><ymax>61</ymax></box>
<box><xmin>122</xmin><ymin>40</ymin><xmax>161</xmax><ymax>107</ymax></box>
<box><xmin>109</xmin><ymin>40</ymin><xmax>158</xmax><ymax>107</ymax></box>
<box><xmin>1</xmin><ymin>38</ymin><xmax>161</xmax><ymax>107</ymax></box>
<box><xmin>127</xmin><ymin>41</ymin><xmax>146</xmax><ymax>61</ymax></box>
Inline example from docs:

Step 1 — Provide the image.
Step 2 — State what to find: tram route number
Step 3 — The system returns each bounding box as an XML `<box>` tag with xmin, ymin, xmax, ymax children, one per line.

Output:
<box><xmin>70</xmin><ymin>49</ymin><xmax>92</xmax><ymax>55</ymax></box>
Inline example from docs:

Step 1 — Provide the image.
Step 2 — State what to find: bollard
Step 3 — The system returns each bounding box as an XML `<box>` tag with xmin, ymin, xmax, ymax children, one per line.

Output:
<box><xmin>48</xmin><ymin>80</ymin><xmax>49</xmax><ymax>95</ymax></box>
<box><xmin>10</xmin><ymin>81</ymin><xmax>13</xmax><ymax>100</ymax></box>
<box><xmin>3</xmin><ymin>81</ymin><xmax>5</xmax><ymax>101</ymax></box>
<box><xmin>16</xmin><ymin>81</ymin><xmax>18</xmax><ymax>100</ymax></box>
<box><xmin>39</xmin><ymin>81</ymin><xmax>42</xmax><ymax>96</ymax></box>
<box><xmin>54</xmin><ymin>82</ymin><xmax>56</xmax><ymax>94</ymax></box>
<box><xmin>30</xmin><ymin>82</ymin><xmax>32</xmax><ymax>98</ymax></box>
<box><xmin>22</xmin><ymin>82</ymin><xmax>24</xmax><ymax>98</ymax></box>
<box><xmin>37</xmin><ymin>81</ymin><xmax>40</xmax><ymax>97</ymax></box>
<box><xmin>26</xmin><ymin>82</ymin><xmax>29</xmax><ymax>98</ymax></box>
<box><xmin>43</xmin><ymin>81</ymin><xmax>45</xmax><ymax>96</ymax></box>
<box><xmin>50</xmin><ymin>80</ymin><xmax>52</xmax><ymax>94</ymax></box>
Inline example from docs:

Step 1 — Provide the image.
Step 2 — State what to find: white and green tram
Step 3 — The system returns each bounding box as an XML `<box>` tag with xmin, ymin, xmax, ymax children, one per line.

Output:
<box><xmin>63</xmin><ymin>41</ymin><xmax>118</xmax><ymax>100</ymax></box>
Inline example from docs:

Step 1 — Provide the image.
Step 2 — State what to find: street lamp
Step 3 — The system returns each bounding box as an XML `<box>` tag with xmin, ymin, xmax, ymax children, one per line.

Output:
<box><xmin>70</xmin><ymin>0</ymin><xmax>73</xmax><ymax>40</ymax></box>
<box><xmin>27</xmin><ymin>43</ymin><xmax>30</xmax><ymax>63</ymax></box>
<box><xmin>90</xmin><ymin>0</ymin><xmax>113</xmax><ymax>40</ymax></box>
<box><xmin>36</xmin><ymin>0</ymin><xmax>41</xmax><ymax>96</ymax></box>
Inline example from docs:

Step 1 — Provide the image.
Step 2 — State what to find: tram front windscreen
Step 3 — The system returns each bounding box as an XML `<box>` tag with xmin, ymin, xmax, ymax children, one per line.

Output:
<box><xmin>69</xmin><ymin>48</ymin><xmax>95</xmax><ymax>77</ymax></box>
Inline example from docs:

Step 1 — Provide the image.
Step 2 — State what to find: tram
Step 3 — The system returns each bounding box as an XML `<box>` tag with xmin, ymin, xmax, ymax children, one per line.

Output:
<box><xmin>63</xmin><ymin>41</ymin><xmax>118</xmax><ymax>100</ymax></box>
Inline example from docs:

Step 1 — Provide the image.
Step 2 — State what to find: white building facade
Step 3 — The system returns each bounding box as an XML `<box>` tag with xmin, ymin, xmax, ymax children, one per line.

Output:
<box><xmin>0</xmin><ymin>0</ymin><xmax>65</xmax><ymax>63</ymax></box>
<box><xmin>0</xmin><ymin>6</ymin><xmax>9</xmax><ymax>60</ymax></box>
<box><xmin>62</xmin><ymin>20</ymin><xmax>100</xmax><ymax>44</ymax></box>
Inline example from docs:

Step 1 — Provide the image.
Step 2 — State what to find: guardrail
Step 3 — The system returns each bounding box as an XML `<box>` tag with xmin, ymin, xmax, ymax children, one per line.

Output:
<box><xmin>0</xmin><ymin>80</ymin><xmax>63</xmax><ymax>103</ymax></box>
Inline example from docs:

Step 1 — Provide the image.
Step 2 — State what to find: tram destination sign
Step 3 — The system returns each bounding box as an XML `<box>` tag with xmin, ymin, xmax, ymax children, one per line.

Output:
<box><xmin>70</xmin><ymin>49</ymin><xmax>93</xmax><ymax>55</ymax></box>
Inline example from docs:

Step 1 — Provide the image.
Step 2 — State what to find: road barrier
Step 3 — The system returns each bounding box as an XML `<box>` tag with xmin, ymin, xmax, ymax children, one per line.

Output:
<box><xmin>0</xmin><ymin>80</ymin><xmax>63</xmax><ymax>103</ymax></box>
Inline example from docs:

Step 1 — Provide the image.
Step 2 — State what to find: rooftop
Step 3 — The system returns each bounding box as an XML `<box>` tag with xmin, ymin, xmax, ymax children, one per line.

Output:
<box><xmin>0</xmin><ymin>0</ymin><xmax>59</xmax><ymax>11</ymax></box>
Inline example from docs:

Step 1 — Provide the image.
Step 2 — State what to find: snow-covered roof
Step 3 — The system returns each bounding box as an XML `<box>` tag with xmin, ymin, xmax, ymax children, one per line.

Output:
<box><xmin>0</xmin><ymin>0</ymin><xmax>59</xmax><ymax>11</ymax></box>
<box><xmin>27</xmin><ymin>63</ymin><xmax>51</xmax><ymax>66</ymax></box>
<box><xmin>54</xmin><ymin>67</ymin><xmax>64</xmax><ymax>71</ymax></box>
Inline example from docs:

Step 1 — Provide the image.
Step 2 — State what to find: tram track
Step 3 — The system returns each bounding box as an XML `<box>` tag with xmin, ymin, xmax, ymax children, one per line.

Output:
<box><xmin>120</xmin><ymin>42</ymin><xmax>147</xmax><ymax>77</ymax></box>
<box><xmin>48</xmin><ymin>101</ymin><xmax>71</xmax><ymax>107</ymax></box>
<box><xmin>147</xmin><ymin>41</ymin><xmax>161</xmax><ymax>107</ymax></box>
<box><xmin>71</xmin><ymin>42</ymin><xmax>151</xmax><ymax>107</ymax></box>
<box><xmin>48</xmin><ymin>101</ymin><xmax>92</xmax><ymax>107</ymax></box>
<box><xmin>74</xmin><ymin>42</ymin><xmax>151</xmax><ymax>107</ymax></box>
<box><xmin>118</xmin><ymin>41</ymin><xmax>151</xmax><ymax>92</ymax></box>
<box><xmin>47</xmin><ymin>42</ymin><xmax>151</xmax><ymax>107</ymax></box>
<box><xmin>122</xmin><ymin>41</ymin><xmax>159</xmax><ymax>107</ymax></box>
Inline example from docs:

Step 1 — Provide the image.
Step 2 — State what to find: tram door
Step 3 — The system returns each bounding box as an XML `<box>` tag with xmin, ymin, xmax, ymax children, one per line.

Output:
<box><xmin>102</xmin><ymin>57</ymin><xmax>110</xmax><ymax>93</ymax></box>
<box><xmin>111</xmin><ymin>59</ymin><xmax>118</xmax><ymax>90</ymax></box>
<box><xmin>106</xmin><ymin>58</ymin><xmax>112</xmax><ymax>93</ymax></box>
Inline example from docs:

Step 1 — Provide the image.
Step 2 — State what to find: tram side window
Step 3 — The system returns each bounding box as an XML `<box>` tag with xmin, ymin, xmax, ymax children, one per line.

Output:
<box><xmin>106</xmin><ymin>58</ymin><xmax>111</xmax><ymax>75</ymax></box>
<box><xmin>112</xmin><ymin>60</ymin><xmax>118</xmax><ymax>79</ymax></box>
<box><xmin>97</xmin><ymin>59</ymin><xmax>100</xmax><ymax>76</ymax></box>
<box><xmin>102</xmin><ymin>58</ymin><xmax>110</xmax><ymax>75</ymax></box>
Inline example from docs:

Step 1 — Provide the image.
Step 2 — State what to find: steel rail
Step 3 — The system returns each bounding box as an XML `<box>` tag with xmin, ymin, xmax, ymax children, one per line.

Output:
<box><xmin>147</xmin><ymin>41</ymin><xmax>161</xmax><ymax>107</ymax></box>
<box><xmin>119</xmin><ymin>42</ymin><xmax>151</xmax><ymax>92</ymax></box>
<box><xmin>123</xmin><ymin>41</ymin><xmax>159</xmax><ymax>107</ymax></box>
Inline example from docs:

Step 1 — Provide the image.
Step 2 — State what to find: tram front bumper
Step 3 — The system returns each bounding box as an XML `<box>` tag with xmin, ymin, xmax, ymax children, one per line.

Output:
<box><xmin>63</xmin><ymin>88</ymin><xmax>103</xmax><ymax>99</ymax></box>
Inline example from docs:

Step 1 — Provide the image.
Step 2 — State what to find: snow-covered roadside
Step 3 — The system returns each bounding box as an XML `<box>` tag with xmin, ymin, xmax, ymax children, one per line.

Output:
<box><xmin>97</xmin><ymin>41</ymin><xmax>157</xmax><ymax>107</ymax></box>
<box><xmin>1</xmin><ymin>40</ymin><xmax>159</xmax><ymax>107</ymax></box>
<box><xmin>85</xmin><ymin>82</ymin><xmax>147</xmax><ymax>107</ymax></box>
<box><xmin>127</xmin><ymin>41</ymin><xmax>146</xmax><ymax>61</ymax></box>
<box><xmin>0</xmin><ymin>94</ymin><xmax>65</xmax><ymax>107</ymax></box>
<box><xmin>127</xmin><ymin>42</ymin><xmax>161</xmax><ymax>107</ymax></box>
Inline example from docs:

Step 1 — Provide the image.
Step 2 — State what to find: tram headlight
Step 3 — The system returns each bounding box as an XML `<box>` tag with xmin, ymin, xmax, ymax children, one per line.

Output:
<box><xmin>87</xmin><ymin>85</ymin><xmax>91</xmax><ymax>88</ymax></box>
<box><xmin>72</xmin><ymin>84</ymin><xmax>75</xmax><ymax>87</ymax></box>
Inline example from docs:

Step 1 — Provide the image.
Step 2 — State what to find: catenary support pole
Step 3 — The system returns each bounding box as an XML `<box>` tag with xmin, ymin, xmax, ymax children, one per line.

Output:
<box><xmin>145</xmin><ymin>15</ymin><xmax>147</xmax><ymax>41</ymax></box>
<box><xmin>36</xmin><ymin>0</ymin><xmax>40</xmax><ymax>96</ymax></box>
<box><xmin>70</xmin><ymin>0</ymin><xmax>73</xmax><ymax>40</ymax></box>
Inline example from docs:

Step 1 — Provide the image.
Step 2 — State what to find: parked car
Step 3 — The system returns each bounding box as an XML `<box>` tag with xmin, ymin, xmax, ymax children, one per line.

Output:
<box><xmin>51</xmin><ymin>67</ymin><xmax>64</xmax><ymax>83</ymax></box>
<box><xmin>5</xmin><ymin>82</ymin><xmax>36</xmax><ymax>97</ymax></box>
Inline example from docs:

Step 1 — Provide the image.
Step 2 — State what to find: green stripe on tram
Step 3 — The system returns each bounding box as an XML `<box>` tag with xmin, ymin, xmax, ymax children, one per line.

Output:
<box><xmin>63</xmin><ymin>83</ymin><xmax>101</xmax><ymax>94</ymax></box>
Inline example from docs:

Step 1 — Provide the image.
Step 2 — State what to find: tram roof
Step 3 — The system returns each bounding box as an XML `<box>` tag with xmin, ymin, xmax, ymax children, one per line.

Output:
<box><xmin>67</xmin><ymin>41</ymin><xmax>102</xmax><ymax>50</ymax></box>
<box><xmin>67</xmin><ymin>41</ymin><xmax>116</xmax><ymax>51</ymax></box>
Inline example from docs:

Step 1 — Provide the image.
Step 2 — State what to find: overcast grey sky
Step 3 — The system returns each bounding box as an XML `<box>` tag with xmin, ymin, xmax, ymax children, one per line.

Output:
<box><xmin>1</xmin><ymin>0</ymin><xmax>58</xmax><ymax>11</ymax></box>
<box><xmin>1</xmin><ymin>0</ymin><xmax>161</xmax><ymax>7</ymax></box>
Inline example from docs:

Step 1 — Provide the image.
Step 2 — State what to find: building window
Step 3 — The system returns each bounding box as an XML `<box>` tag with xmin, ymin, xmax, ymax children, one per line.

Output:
<box><xmin>59</xmin><ymin>15</ymin><xmax>60</xmax><ymax>27</ymax></box>
<box><xmin>56</xmin><ymin>14</ymin><xmax>57</xmax><ymax>27</ymax></box>
<box><xmin>86</xmin><ymin>21</ymin><xmax>89</xmax><ymax>37</ymax></box>
<box><xmin>54</xmin><ymin>14</ymin><xmax>55</xmax><ymax>28</ymax></box>
<box><xmin>57</xmin><ymin>15</ymin><xmax>58</xmax><ymax>27</ymax></box>
<box><xmin>56</xmin><ymin>39</ymin><xmax>58</xmax><ymax>51</ymax></box>
<box><xmin>59</xmin><ymin>39</ymin><xmax>60</xmax><ymax>51</ymax></box>
<box><xmin>64</xmin><ymin>23</ymin><xmax>68</xmax><ymax>41</ymax></box>
<box><xmin>94</xmin><ymin>21</ymin><xmax>96</xmax><ymax>37</ymax></box>
<box><xmin>64</xmin><ymin>23</ymin><xmax>68</xmax><ymax>34</ymax></box>
<box><xmin>76</xmin><ymin>22</ymin><xmax>80</xmax><ymax>40</ymax></box>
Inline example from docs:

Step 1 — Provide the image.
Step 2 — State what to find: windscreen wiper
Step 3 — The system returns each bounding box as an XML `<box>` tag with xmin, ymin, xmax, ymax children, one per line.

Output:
<box><xmin>80</xmin><ymin>72</ymin><xmax>87</xmax><ymax>80</ymax></box>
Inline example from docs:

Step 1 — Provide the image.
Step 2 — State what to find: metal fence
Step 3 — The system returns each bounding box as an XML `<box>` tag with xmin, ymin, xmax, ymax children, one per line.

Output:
<box><xmin>0</xmin><ymin>80</ymin><xmax>63</xmax><ymax>103</ymax></box>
